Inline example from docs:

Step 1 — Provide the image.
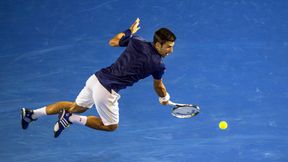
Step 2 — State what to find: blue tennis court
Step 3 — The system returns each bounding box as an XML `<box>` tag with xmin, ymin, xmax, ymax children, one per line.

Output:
<box><xmin>1</xmin><ymin>0</ymin><xmax>287</xmax><ymax>161</ymax></box>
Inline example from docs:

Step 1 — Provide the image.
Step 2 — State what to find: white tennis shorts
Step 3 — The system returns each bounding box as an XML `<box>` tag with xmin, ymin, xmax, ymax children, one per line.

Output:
<box><xmin>75</xmin><ymin>75</ymin><xmax>120</xmax><ymax>126</ymax></box>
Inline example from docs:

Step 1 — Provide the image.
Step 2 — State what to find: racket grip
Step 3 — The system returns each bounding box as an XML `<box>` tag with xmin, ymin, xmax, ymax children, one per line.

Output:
<box><xmin>167</xmin><ymin>100</ymin><xmax>176</xmax><ymax>106</ymax></box>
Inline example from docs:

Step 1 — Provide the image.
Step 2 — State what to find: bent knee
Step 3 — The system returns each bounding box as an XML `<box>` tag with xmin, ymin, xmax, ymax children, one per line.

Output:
<box><xmin>69</xmin><ymin>103</ymin><xmax>88</xmax><ymax>113</ymax></box>
<box><xmin>106</xmin><ymin>124</ymin><xmax>118</xmax><ymax>131</ymax></box>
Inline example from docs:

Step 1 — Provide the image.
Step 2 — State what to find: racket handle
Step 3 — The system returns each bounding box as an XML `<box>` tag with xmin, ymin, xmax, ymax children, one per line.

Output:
<box><xmin>167</xmin><ymin>101</ymin><xmax>192</xmax><ymax>107</ymax></box>
<box><xmin>167</xmin><ymin>101</ymin><xmax>177</xmax><ymax>106</ymax></box>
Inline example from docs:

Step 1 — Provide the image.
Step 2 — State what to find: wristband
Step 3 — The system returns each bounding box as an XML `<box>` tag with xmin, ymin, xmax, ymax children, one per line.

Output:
<box><xmin>123</xmin><ymin>29</ymin><xmax>132</xmax><ymax>36</ymax></box>
<box><xmin>159</xmin><ymin>92</ymin><xmax>170</xmax><ymax>103</ymax></box>
<box><xmin>119</xmin><ymin>29</ymin><xmax>132</xmax><ymax>47</ymax></box>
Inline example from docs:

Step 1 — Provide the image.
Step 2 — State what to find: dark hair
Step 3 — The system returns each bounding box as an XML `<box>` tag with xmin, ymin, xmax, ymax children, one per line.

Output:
<box><xmin>153</xmin><ymin>28</ymin><xmax>176</xmax><ymax>45</ymax></box>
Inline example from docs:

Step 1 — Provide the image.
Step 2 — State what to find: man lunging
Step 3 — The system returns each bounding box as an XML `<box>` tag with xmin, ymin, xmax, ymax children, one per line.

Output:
<box><xmin>21</xmin><ymin>18</ymin><xmax>176</xmax><ymax>138</ymax></box>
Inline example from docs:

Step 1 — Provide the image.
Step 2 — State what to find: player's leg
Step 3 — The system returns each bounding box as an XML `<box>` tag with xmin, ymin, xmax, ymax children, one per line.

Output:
<box><xmin>53</xmin><ymin>107</ymin><xmax>118</xmax><ymax>133</ymax></box>
<box><xmin>86</xmin><ymin>116</ymin><xmax>118</xmax><ymax>131</ymax></box>
<box><xmin>46</xmin><ymin>101</ymin><xmax>88</xmax><ymax>114</ymax></box>
<box><xmin>22</xmin><ymin>74</ymin><xmax>94</xmax><ymax>131</ymax></box>
<box><xmin>21</xmin><ymin>101</ymin><xmax>87</xmax><ymax>130</ymax></box>
<box><xmin>53</xmin><ymin>105</ymin><xmax>118</xmax><ymax>137</ymax></box>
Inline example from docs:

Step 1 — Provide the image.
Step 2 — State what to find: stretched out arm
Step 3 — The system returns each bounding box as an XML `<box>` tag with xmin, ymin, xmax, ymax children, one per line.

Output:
<box><xmin>109</xmin><ymin>18</ymin><xmax>141</xmax><ymax>47</ymax></box>
<box><xmin>154</xmin><ymin>79</ymin><xmax>170</xmax><ymax>105</ymax></box>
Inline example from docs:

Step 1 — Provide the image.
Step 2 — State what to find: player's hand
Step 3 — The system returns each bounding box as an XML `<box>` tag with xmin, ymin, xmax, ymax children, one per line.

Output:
<box><xmin>160</xmin><ymin>100</ymin><xmax>169</xmax><ymax>105</ymax></box>
<box><xmin>129</xmin><ymin>18</ymin><xmax>141</xmax><ymax>34</ymax></box>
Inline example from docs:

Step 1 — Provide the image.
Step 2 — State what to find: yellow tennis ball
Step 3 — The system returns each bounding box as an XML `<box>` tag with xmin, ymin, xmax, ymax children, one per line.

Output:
<box><xmin>219</xmin><ymin>121</ymin><xmax>228</xmax><ymax>130</ymax></box>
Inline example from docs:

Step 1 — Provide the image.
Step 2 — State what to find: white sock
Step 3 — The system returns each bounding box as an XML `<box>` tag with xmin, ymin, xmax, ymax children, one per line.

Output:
<box><xmin>32</xmin><ymin>107</ymin><xmax>47</xmax><ymax>119</ymax></box>
<box><xmin>69</xmin><ymin>114</ymin><xmax>87</xmax><ymax>125</ymax></box>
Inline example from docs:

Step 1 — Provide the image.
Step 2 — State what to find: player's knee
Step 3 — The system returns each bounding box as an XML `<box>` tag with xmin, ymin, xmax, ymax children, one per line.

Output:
<box><xmin>106</xmin><ymin>124</ymin><xmax>118</xmax><ymax>131</ymax></box>
<box><xmin>69</xmin><ymin>103</ymin><xmax>88</xmax><ymax>113</ymax></box>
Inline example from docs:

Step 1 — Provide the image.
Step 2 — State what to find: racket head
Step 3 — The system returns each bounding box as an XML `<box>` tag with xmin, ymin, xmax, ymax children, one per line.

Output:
<box><xmin>171</xmin><ymin>104</ymin><xmax>200</xmax><ymax>118</ymax></box>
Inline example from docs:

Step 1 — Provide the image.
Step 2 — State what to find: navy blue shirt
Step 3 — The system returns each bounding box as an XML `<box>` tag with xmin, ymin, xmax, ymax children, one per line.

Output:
<box><xmin>95</xmin><ymin>30</ymin><xmax>166</xmax><ymax>93</ymax></box>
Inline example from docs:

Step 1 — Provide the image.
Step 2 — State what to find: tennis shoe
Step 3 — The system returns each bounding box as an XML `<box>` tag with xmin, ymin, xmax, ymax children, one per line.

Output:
<box><xmin>21</xmin><ymin>108</ymin><xmax>37</xmax><ymax>129</ymax></box>
<box><xmin>54</xmin><ymin>109</ymin><xmax>72</xmax><ymax>138</ymax></box>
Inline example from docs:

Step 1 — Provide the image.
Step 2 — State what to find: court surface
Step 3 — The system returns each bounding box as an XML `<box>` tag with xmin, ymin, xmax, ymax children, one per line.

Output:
<box><xmin>0</xmin><ymin>0</ymin><xmax>287</xmax><ymax>161</ymax></box>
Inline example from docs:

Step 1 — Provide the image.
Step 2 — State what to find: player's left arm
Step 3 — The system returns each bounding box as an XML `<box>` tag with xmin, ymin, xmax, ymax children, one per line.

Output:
<box><xmin>109</xmin><ymin>18</ymin><xmax>141</xmax><ymax>47</ymax></box>
<box><xmin>154</xmin><ymin>79</ymin><xmax>170</xmax><ymax>105</ymax></box>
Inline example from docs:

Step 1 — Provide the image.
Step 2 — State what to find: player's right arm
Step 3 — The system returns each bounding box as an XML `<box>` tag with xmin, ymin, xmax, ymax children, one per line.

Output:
<box><xmin>109</xmin><ymin>18</ymin><xmax>141</xmax><ymax>47</ymax></box>
<box><xmin>154</xmin><ymin>79</ymin><xmax>170</xmax><ymax>105</ymax></box>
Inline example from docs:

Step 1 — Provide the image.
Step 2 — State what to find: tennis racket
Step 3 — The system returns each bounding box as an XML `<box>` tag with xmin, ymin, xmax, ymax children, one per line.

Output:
<box><xmin>168</xmin><ymin>101</ymin><xmax>200</xmax><ymax>118</ymax></box>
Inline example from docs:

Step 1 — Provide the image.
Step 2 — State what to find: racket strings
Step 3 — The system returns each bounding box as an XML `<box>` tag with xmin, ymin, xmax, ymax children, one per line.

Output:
<box><xmin>172</xmin><ymin>105</ymin><xmax>200</xmax><ymax>118</ymax></box>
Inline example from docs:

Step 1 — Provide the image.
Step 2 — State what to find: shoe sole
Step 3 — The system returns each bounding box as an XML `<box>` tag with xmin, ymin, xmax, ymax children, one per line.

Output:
<box><xmin>21</xmin><ymin>108</ymin><xmax>28</xmax><ymax>129</ymax></box>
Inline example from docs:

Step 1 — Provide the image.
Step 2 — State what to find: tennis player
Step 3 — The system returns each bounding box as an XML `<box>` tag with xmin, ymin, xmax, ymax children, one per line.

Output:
<box><xmin>21</xmin><ymin>18</ymin><xmax>176</xmax><ymax>138</ymax></box>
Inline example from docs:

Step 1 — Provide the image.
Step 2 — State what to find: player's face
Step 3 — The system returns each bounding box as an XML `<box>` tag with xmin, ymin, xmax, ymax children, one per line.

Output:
<box><xmin>158</xmin><ymin>41</ymin><xmax>175</xmax><ymax>57</ymax></box>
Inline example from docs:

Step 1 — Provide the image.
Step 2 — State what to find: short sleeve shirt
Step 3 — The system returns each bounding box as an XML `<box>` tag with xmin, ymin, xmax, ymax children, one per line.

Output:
<box><xmin>95</xmin><ymin>35</ymin><xmax>165</xmax><ymax>92</ymax></box>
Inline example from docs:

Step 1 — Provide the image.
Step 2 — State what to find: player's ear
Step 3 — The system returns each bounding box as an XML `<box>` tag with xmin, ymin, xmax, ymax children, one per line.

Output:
<box><xmin>155</xmin><ymin>42</ymin><xmax>162</xmax><ymax>49</ymax></box>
